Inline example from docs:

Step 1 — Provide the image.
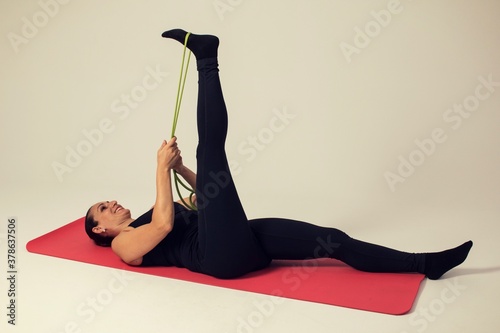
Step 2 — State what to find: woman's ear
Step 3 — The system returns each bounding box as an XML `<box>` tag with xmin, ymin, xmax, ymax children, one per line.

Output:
<box><xmin>92</xmin><ymin>226</ymin><xmax>106</xmax><ymax>234</ymax></box>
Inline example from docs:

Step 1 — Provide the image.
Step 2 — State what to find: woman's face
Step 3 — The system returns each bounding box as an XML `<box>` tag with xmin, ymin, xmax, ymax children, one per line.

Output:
<box><xmin>89</xmin><ymin>200</ymin><xmax>132</xmax><ymax>235</ymax></box>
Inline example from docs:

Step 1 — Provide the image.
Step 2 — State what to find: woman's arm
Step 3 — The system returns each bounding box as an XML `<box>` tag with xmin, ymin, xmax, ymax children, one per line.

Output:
<box><xmin>153</xmin><ymin>138</ymin><xmax>183</xmax><ymax>227</ymax></box>
<box><xmin>152</xmin><ymin>163</ymin><xmax>175</xmax><ymax>230</ymax></box>
<box><xmin>174</xmin><ymin>143</ymin><xmax>196</xmax><ymax>190</ymax></box>
<box><xmin>175</xmin><ymin>166</ymin><xmax>197</xmax><ymax>209</ymax></box>
<box><xmin>172</xmin><ymin>145</ymin><xmax>198</xmax><ymax>209</ymax></box>
<box><xmin>112</xmin><ymin>138</ymin><xmax>181</xmax><ymax>265</ymax></box>
<box><xmin>174</xmin><ymin>161</ymin><xmax>197</xmax><ymax>190</ymax></box>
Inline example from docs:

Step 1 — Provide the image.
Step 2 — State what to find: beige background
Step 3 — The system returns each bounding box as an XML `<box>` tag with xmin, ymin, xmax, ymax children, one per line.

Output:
<box><xmin>1</xmin><ymin>1</ymin><xmax>499</xmax><ymax>332</ymax></box>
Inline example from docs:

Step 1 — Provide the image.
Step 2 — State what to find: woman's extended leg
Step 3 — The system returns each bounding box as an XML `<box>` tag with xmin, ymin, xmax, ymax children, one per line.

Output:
<box><xmin>162</xmin><ymin>29</ymin><xmax>271</xmax><ymax>278</ymax></box>
<box><xmin>249</xmin><ymin>218</ymin><xmax>472</xmax><ymax>280</ymax></box>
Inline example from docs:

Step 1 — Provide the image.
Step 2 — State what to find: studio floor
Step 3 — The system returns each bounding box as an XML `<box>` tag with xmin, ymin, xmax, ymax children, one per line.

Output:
<box><xmin>1</xmin><ymin>187</ymin><xmax>499</xmax><ymax>333</ymax></box>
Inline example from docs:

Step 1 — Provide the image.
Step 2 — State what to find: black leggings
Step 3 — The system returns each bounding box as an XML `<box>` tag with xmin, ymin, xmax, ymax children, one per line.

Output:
<box><xmin>194</xmin><ymin>58</ymin><xmax>425</xmax><ymax>279</ymax></box>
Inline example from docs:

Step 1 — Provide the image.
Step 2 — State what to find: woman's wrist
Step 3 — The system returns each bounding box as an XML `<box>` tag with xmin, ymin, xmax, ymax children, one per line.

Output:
<box><xmin>174</xmin><ymin>165</ymin><xmax>196</xmax><ymax>190</ymax></box>
<box><xmin>156</xmin><ymin>167</ymin><xmax>173</xmax><ymax>202</ymax></box>
<box><xmin>174</xmin><ymin>164</ymin><xmax>187</xmax><ymax>174</ymax></box>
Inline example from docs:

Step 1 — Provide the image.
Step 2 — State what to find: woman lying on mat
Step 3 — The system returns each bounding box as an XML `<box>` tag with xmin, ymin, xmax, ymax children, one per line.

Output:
<box><xmin>84</xmin><ymin>29</ymin><xmax>472</xmax><ymax>280</ymax></box>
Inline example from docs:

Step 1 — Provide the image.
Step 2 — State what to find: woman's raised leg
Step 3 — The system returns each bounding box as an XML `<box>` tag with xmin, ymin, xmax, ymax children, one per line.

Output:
<box><xmin>162</xmin><ymin>29</ymin><xmax>271</xmax><ymax>278</ymax></box>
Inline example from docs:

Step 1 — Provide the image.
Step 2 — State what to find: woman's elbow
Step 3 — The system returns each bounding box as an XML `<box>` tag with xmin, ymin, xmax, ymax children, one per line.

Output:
<box><xmin>125</xmin><ymin>257</ymin><xmax>143</xmax><ymax>266</ymax></box>
<box><xmin>152</xmin><ymin>211</ymin><xmax>174</xmax><ymax>234</ymax></box>
<box><xmin>159</xmin><ymin>223</ymin><xmax>173</xmax><ymax>235</ymax></box>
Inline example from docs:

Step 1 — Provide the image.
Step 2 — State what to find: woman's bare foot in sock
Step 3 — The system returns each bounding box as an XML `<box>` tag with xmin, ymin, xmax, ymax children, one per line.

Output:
<box><xmin>424</xmin><ymin>240</ymin><xmax>473</xmax><ymax>280</ymax></box>
<box><xmin>161</xmin><ymin>29</ymin><xmax>219</xmax><ymax>60</ymax></box>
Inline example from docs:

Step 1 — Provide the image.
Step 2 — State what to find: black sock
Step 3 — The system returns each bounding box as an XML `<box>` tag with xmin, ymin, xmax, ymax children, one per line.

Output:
<box><xmin>161</xmin><ymin>29</ymin><xmax>219</xmax><ymax>60</ymax></box>
<box><xmin>424</xmin><ymin>240</ymin><xmax>473</xmax><ymax>280</ymax></box>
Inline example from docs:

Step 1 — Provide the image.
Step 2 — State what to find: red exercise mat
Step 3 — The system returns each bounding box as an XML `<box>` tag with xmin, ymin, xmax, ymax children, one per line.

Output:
<box><xmin>26</xmin><ymin>217</ymin><xmax>425</xmax><ymax>315</ymax></box>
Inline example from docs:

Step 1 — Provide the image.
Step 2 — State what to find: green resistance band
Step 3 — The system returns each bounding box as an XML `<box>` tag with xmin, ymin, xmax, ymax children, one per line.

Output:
<box><xmin>170</xmin><ymin>32</ymin><xmax>197</xmax><ymax>210</ymax></box>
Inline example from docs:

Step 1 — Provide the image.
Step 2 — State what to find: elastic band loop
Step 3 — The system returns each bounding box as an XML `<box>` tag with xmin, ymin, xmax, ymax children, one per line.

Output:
<box><xmin>170</xmin><ymin>32</ymin><xmax>197</xmax><ymax>210</ymax></box>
